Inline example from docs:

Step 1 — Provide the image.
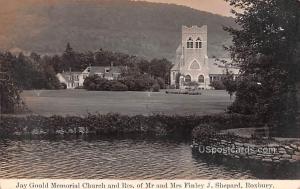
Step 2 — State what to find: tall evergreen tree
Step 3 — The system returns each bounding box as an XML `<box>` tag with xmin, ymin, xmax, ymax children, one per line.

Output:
<box><xmin>224</xmin><ymin>0</ymin><xmax>300</xmax><ymax>136</ymax></box>
<box><xmin>62</xmin><ymin>42</ymin><xmax>78</xmax><ymax>71</ymax></box>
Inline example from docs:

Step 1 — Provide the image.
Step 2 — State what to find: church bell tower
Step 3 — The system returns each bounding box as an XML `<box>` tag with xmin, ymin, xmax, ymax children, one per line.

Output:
<box><xmin>180</xmin><ymin>25</ymin><xmax>209</xmax><ymax>89</ymax></box>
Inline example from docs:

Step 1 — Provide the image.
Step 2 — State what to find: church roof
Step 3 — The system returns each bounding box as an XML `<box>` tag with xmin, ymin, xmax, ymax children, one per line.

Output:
<box><xmin>208</xmin><ymin>58</ymin><xmax>239</xmax><ymax>75</ymax></box>
<box><xmin>171</xmin><ymin>44</ymin><xmax>183</xmax><ymax>71</ymax></box>
<box><xmin>176</xmin><ymin>44</ymin><xmax>182</xmax><ymax>54</ymax></box>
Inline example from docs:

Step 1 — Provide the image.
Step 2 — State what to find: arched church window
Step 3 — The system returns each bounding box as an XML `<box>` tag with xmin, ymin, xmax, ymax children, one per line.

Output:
<box><xmin>187</xmin><ymin>37</ymin><xmax>193</xmax><ymax>48</ymax></box>
<box><xmin>190</xmin><ymin>60</ymin><xmax>200</xmax><ymax>69</ymax></box>
<box><xmin>185</xmin><ymin>75</ymin><xmax>191</xmax><ymax>82</ymax></box>
<box><xmin>198</xmin><ymin>75</ymin><xmax>204</xmax><ymax>83</ymax></box>
<box><xmin>196</xmin><ymin>37</ymin><xmax>202</xmax><ymax>49</ymax></box>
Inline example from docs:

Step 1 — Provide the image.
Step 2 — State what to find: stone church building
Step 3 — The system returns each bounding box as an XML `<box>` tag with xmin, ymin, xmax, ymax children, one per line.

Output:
<box><xmin>170</xmin><ymin>25</ymin><xmax>239</xmax><ymax>89</ymax></box>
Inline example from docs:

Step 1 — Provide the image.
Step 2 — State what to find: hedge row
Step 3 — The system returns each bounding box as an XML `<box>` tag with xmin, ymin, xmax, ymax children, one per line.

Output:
<box><xmin>84</xmin><ymin>75</ymin><xmax>164</xmax><ymax>92</ymax></box>
<box><xmin>0</xmin><ymin>113</ymin><xmax>256</xmax><ymax>137</ymax></box>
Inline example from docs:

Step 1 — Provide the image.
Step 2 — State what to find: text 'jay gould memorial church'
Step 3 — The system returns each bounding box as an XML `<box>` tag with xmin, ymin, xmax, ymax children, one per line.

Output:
<box><xmin>170</xmin><ymin>25</ymin><xmax>239</xmax><ymax>89</ymax></box>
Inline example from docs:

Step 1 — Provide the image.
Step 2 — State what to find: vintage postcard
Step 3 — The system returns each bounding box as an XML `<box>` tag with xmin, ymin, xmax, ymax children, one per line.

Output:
<box><xmin>0</xmin><ymin>0</ymin><xmax>299</xmax><ymax>188</ymax></box>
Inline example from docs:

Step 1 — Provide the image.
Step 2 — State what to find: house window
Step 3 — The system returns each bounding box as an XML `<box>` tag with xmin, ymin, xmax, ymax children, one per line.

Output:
<box><xmin>198</xmin><ymin>75</ymin><xmax>204</xmax><ymax>83</ymax></box>
<box><xmin>187</xmin><ymin>37</ymin><xmax>193</xmax><ymax>48</ymax></box>
<box><xmin>196</xmin><ymin>37</ymin><xmax>202</xmax><ymax>49</ymax></box>
<box><xmin>185</xmin><ymin>75</ymin><xmax>191</xmax><ymax>82</ymax></box>
<box><xmin>95</xmin><ymin>73</ymin><xmax>103</xmax><ymax>77</ymax></box>
<box><xmin>74</xmin><ymin>75</ymin><xmax>79</xmax><ymax>81</ymax></box>
<box><xmin>113</xmin><ymin>73</ymin><xmax>120</xmax><ymax>79</ymax></box>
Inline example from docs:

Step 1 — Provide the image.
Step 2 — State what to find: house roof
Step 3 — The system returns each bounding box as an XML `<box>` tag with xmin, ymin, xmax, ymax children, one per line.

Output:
<box><xmin>87</xmin><ymin>66</ymin><xmax>124</xmax><ymax>77</ymax></box>
<box><xmin>62</xmin><ymin>72</ymin><xmax>82</xmax><ymax>75</ymax></box>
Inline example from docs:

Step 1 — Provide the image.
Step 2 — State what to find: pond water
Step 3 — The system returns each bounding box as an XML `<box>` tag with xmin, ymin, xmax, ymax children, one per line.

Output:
<box><xmin>0</xmin><ymin>136</ymin><xmax>298</xmax><ymax>179</ymax></box>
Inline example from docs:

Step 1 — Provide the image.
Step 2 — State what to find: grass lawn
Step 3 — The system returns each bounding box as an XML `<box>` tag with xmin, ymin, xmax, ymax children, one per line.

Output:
<box><xmin>21</xmin><ymin>89</ymin><xmax>234</xmax><ymax>116</ymax></box>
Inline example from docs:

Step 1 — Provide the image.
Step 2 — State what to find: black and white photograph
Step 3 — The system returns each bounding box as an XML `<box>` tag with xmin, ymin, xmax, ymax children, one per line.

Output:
<box><xmin>0</xmin><ymin>0</ymin><xmax>300</xmax><ymax>184</ymax></box>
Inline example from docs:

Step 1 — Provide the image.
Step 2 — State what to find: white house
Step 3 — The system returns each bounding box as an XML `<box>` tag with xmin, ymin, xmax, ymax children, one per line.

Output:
<box><xmin>56</xmin><ymin>71</ymin><xmax>82</xmax><ymax>89</ymax></box>
<box><xmin>57</xmin><ymin>66</ymin><xmax>123</xmax><ymax>89</ymax></box>
<box><xmin>170</xmin><ymin>25</ymin><xmax>239</xmax><ymax>89</ymax></box>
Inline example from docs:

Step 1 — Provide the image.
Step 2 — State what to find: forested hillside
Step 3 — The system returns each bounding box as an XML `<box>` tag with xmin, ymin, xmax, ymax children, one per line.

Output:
<box><xmin>7</xmin><ymin>0</ymin><xmax>235</xmax><ymax>59</ymax></box>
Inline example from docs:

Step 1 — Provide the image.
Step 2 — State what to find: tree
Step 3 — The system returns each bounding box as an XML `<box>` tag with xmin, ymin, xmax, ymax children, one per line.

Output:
<box><xmin>78</xmin><ymin>51</ymin><xmax>95</xmax><ymax>71</ymax></box>
<box><xmin>30</xmin><ymin>52</ymin><xmax>41</xmax><ymax>63</ymax></box>
<box><xmin>223</xmin><ymin>71</ymin><xmax>237</xmax><ymax>99</ymax></box>
<box><xmin>42</xmin><ymin>63</ymin><xmax>60</xmax><ymax>89</ymax></box>
<box><xmin>224</xmin><ymin>0</ymin><xmax>300</xmax><ymax>136</ymax></box>
<box><xmin>0</xmin><ymin>55</ymin><xmax>23</xmax><ymax>114</ymax></box>
<box><xmin>61</xmin><ymin>42</ymin><xmax>80</xmax><ymax>71</ymax></box>
<box><xmin>149</xmin><ymin>58</ymin><xmax>172</xmax><ymax>84</ymax></box>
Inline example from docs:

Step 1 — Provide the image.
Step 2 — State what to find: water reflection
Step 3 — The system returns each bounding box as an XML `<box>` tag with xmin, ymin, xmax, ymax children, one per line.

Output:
<box><xmin>0</xmin><ymin>136</ymin><xmax>298</xmax><ymax>179</ymax></box>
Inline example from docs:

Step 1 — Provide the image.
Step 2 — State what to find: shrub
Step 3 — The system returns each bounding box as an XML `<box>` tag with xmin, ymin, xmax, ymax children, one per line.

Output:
<box><xmin>151</xmin><ymin>83</ymin><xmax>160</xmax><ymax>92</ymax></box>
<box><xmin>121</xmin><ymin>77</ymin><xmax>136</xmax><ymax>91</ymax></box>
<box><xmin>110</xmin><ymin>81</ymin><xmax>128</xmax><ymax>91</ymax></box>
<box><xmin>94</xmin><ymin>78</ymin><xmax>111</xmax><ymax>91</ymax></box>
<box><xmin>0</xmin><ymin>113</ymin><xmax>257</xmax><ymax>137</ymax></box>
<box><xmin>84</xmin><ymin>76</ymin><xmax>125</xmax><ymax>91</ymax></box>
<box><xmin>85</xmin><ymin>74</ymin><xmax>161</xmax><ymax>91</ymax></box>
<box><xmin>210</xmin><ymin>80</ymin><xmax>226</xmax><ymax>90</ymax></box>
<box><xmin>134</xmin><ymin>78</ymin><xmax>149</xmax><ymax>91</ymax></box>
<box><xmin>185</xmin><ymin>81</ymin><xmax>199</xmax><ymax>87</ymax></box>
<box><xmin>59</xmin><ymin>83</ymin><xmax>67</xmax><ymax>89</ymax></box>
<box><xmin>192</xmin><ymin>124</ymin><xmax>217</xmax><ymax>143</ymax></box>
<box><xmin>75</xmin><ymin>86</ymin><xmax>85</xmax><ymax>89</ymax></box>
<box><xmin>120</xmin><ymin>74</ymin><xmax>156</xmax><ymax>91</ymax></box>
<box><xmin>169</xmin><ymin>84</ymin><xmax>176</xmax><ymax>89</ymax></box>
<box><xmin>156</xmin><ymin>77</ymin><xmax>165</xmax><ymax>89</ymax></box>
